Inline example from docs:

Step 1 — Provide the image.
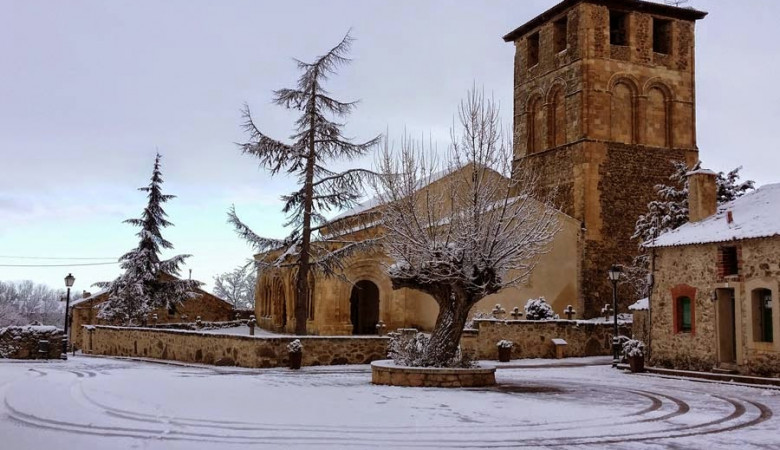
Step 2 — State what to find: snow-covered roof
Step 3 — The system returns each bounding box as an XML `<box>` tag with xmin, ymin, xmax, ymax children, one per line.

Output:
<box><xmin>70</xmin><ymin>289</ymin><xmax>108</xmax><ymax>308</ymax></box>
<box><xmin>628</xmin><ymin>298</ymin><xmax>649</xmax><ymax>311</ymax></box>
<box><xmin>648</xmin><ymin>183</ymin><xmax>780</xmax><ymax>248</ymax></box>
<box><xmin>329</xmin><ymin>167</ymin><xmax>456</xmax><ymax>222</ymax></box>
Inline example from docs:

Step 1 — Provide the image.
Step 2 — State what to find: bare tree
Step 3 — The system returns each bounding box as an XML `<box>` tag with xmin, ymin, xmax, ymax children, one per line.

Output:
<box><xmin>0</xmin><ymin>280</ymin><xmax>64</xmax><ymax>327</ymax></box>
<box><xmin>213</xmin><ymin>261</ymin><xmax>257</xmax><ymax>309</ymax></box>
<box><xmin>230</xmin><ymin>31</ymin><xmax>380</xmax><ymax>335</ymax></box>
<box><xmin>375</xmin><ymin>88</ymin><xmax>559</xmax><ymax>366</ymax></box>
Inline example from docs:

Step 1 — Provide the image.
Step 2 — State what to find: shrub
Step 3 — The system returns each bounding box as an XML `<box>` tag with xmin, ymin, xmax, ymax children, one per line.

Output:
<box><xmin>287</xmin><ymin>339</ymin><xmax>303</xmax><ymax>353</ymax></box>
<box><xmin>622</xmin><ymin>339</ymin><xmax>645</xmax><ymax>358</ymax></box>
<box><xmin>524</xmin><ymin>297</ymin><xmax>559</xmax><ymax>320</ymax></box>
<box><xmin>496</xmin><ymin>340</ymin><xmax>514</xmax><ymax>349</ymax></box>
<box><xmin>387</xmin><ymin>331</ymin><xmax>474</xmax><ymax>368</ymax></box>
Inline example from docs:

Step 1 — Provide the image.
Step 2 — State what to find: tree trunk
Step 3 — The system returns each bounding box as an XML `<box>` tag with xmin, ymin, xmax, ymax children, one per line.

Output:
<box><xmin>294</xmin><ymin>78</ymin><xmax>318</xmax><ymax>336</ymax></box>
<box><xmin>422</xmin><ymin>293</ymin><xmax>472</xmax><ymax>366</ymax></box>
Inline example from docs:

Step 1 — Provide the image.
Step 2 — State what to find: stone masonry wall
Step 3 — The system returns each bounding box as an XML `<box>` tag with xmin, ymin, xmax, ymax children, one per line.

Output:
<box><xmin>651</xmin><ymin>238</ymin><xmax>780</xmax><ymax>376</ymax></box>
<box><xmin>83</xmin><ymin>326</ymin><xmax>389</xmax><ymax>368</ymax></box>
<box><xmin>460</xmin><ymin>319</ymin><xmax>631</xmax><ymax>360</ymax></box>
<box><xmin>0</xmin><ymin>325</ymin><xmax>64</xmax><ymax>359</ymax></box>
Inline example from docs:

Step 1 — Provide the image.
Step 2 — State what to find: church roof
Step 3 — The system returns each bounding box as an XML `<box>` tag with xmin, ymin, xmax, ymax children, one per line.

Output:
<box><xmin>647</xmin><ymin>183</ymin><xmax>780</xmax><ymax>248</ymax></box>
<box><xmin>503</xmin><ymin>0</ymin><xmax>707</xmax><ymax>43</ymax></box>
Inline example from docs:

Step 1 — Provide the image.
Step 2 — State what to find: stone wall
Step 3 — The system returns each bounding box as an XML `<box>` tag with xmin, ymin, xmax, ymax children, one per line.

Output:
<box><xmin>83</xmin><ymin>326</ymin><xmax>389</xmax><ymax>368</ymax></box>
<box><xmin>460</xmin><ymin>319</ymin><xmax>631</xmax><ymax>360</ymax></box>
<box><xmin>0</xmin><ymin>325</ymin><xmax>64</xmax><ymax>359</ymax></box>
<box><xmin>632</xmin><ymin>310</ymin><xmax>651</xmax><ymax>346</ymax></box>
<box><xmin>71</xmin><ymin>290</ymin><xmax>233</xmax><ymax>351</ymax></box>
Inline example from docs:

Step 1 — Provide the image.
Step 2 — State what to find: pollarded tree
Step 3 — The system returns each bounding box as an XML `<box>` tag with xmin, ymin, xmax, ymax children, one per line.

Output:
<box><xmin>95</xmin><ymin>154</ymin><xmax>200</xmax><ymax>325</ymax></box>
<box><xmin>229</xmin><ymin>32</ymin><xmax>380</xmax><ymax>335</ymax></box>
<box><xmin>375</xmin><ymin>89</ymin><xmax>559</xmax><ymax>367</ymax></box>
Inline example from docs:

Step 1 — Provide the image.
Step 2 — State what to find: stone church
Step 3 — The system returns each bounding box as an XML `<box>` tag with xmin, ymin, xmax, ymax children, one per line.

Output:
<box><xmin>254</xmin><ymin>0</ymin><xmax>708</xmax><ymax>335</ymax></box>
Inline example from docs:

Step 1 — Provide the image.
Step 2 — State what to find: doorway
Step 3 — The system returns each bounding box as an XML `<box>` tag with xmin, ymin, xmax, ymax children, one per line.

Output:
<box><xmin>350</xmin><ymin>280</ymin><xmax>380</xmax><ymax>335</ymax></box>
<box><xmin>716</xmin><ymin>288</ymin><xmax>737</xmax><ymax>365</ymax></box>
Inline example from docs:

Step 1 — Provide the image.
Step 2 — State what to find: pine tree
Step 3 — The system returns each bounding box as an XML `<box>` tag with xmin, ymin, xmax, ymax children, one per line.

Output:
<box><xmin>229</xmin><ymin>32</ymin><xmax>380</xmax><ymax>335</ymax></box>
<box><xmin>95</xmin><ymin>153</ymin><xmax>200</xmax><ymax>325</ymax></box>
<box><xmin>628</xmin><ymin>161</ymin><xmax>754</xmax><ymax>298</ymax></box>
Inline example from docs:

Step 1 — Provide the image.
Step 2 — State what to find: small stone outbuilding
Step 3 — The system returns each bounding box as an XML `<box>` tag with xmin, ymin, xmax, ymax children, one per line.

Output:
<box><xmin>647</xmin><ymin>172</ymin><xmax>780</xmax><ymax>376</ymax></box>
<box><xmin>70</xmin><ymin>279</ymin><xmax>233</xmax><ymax>350</ymax></box>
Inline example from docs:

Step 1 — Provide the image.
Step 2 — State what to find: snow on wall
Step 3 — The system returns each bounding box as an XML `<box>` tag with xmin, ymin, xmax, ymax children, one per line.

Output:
<box><xmin>649</xmin><ymin>183</ymin><xmax>780</xmax><ymax>247</ymax></box>
<box><xmin>460</xmin><ymin>319</ymin><xmax>632</xmax><ymax>360</ymax></box>
<box><xmin>83</xmin><ymin>326</ymin><xmax>389</xmax><ymax>368</ymax></box>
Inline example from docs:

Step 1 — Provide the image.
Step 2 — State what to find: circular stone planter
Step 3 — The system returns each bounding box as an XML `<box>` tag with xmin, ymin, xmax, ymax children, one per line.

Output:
<box><xmin>371</xmin><ymin>360</ymin><xmax>496</xmax><ymax>387</ymax></box>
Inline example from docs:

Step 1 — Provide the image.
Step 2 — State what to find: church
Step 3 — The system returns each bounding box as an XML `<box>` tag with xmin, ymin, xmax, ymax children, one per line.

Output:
<box><xmin>253</xmin><ymin>0</ymin><xmax>708</xmax><ymax>335</ymax></box>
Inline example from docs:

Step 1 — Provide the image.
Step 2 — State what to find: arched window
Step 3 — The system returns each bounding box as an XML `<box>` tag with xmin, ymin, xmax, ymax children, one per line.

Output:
<box><xmin>551</xmin><ymin>87</ymin><xmax>566</xmax><ymax>148</ymax></box>
<box><xmin>610</xmin><ymin>82</ymin><xmax>634</xmax><ymax>144</ymax></box>
<box><xmin>527</xmin><ymin>96</ymin><xmax>545</xmax><ymax>154</ymax></box>
<box><xmin>645</xmin><ymin>87</ymin><xmax>669</xmax><ymax>147</ymax></box>
<box><xmin>307</xmin><ymin>277</ymin><xmax>316</xmax><ymax>320</ymax></box>
<box><xmin>752</xmin><ymin>289</ymin><xmax>773</xmax><ymax>343</ymax></box>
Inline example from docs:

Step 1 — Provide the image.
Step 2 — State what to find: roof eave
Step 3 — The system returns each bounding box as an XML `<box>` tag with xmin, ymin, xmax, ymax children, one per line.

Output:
<box><xmin>502</xmin><ymin>0</ymin><xmax>707</xmax><ymax>43</ymax></box>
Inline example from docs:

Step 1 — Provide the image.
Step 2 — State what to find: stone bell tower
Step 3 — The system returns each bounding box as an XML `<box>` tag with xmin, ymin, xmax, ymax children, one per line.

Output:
<box><xmin>503</xmin><ymin>0</ymin><xmax>707</xmax><ymax>316</ymax></box>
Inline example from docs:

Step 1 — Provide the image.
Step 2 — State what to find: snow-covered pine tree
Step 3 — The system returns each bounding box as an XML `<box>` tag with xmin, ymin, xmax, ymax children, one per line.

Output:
<box><xmin>628</xmin><ymin>161</ymin><xmax>754</xmax><ymax>298</ymax></box>
<box><xmin>229</xmin><ymin>32</ymin><xmax>380</xmax><ymax>335</ymax></box>
<box><xmin>95</xmin><ymin>153</ymin><xmax>200</xmax><ymax>325</ymax></box>
<box><xmin>375</xmin><ymin>88</ymin><xmax>559</xmax><ymax>367</ymax></box>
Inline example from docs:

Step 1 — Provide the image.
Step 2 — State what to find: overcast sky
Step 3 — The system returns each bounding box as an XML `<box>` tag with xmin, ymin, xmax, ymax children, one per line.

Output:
<box><xmin>2</xmin><ymin>0</ymin><xmax>778</xmax><ymax>294</ymax></box>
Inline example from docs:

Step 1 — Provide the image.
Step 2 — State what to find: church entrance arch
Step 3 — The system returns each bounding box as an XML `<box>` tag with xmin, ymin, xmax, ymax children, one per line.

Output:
<box><xmin>350</xmin><ymin>280</ymin><xmax>380</xmax><ymax>335</ymax></box>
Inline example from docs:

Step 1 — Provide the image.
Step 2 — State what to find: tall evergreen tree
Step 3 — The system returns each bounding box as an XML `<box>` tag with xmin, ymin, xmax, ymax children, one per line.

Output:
<box><xmin>95</xmin><ymin>153</ymin><xmax>200</xmax><ymax>325</ymax></box>
<box><xmin>229</xmin><ymin>32</ymin><xmax>380</xmax><ymax>335</ymax></box>
<box><xmin>628</xmin><ymin>161</ymin><xmax>754</xmax><ymax>298</ymax></box>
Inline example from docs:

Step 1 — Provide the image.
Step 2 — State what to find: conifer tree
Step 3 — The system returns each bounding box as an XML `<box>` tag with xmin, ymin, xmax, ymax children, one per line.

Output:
<box><xmin>629</xmin><ymin>161</ymin><xmax>754</xmax><ymax>298</ymax></box>
<box><xmin>229</xmin><ymin>32</ymin><xmax>380</xmax><ymax>335</ymax></box>
<box><xmin>95</xmin><ymin>153</ymin><xmax>200</xmax><ymax>324</ymax></box>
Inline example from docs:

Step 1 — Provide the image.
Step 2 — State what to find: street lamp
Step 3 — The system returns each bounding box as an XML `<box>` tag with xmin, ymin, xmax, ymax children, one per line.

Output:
<box><xmin>62</xmin><ymin>273</ymin><xmax>75</xmax><ymax>360</ymax></box>
<box><xmin>607</xmin><ymin>264</ymin><xmax>622</xmax><ymax>368</ymax></box>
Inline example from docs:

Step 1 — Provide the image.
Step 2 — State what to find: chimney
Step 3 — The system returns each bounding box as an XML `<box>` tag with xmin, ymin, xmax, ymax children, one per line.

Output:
<box><xmin>687</xmin><ymin>168</ymin><xmax>718</xmax><ymax>222</ymax></box>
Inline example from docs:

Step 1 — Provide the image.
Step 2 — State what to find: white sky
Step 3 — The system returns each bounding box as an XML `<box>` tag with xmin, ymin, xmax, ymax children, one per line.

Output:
<box><xmin>2</xmin><ymin>0</ymin><xmax>779</xmax><ymax>293</ymax></box>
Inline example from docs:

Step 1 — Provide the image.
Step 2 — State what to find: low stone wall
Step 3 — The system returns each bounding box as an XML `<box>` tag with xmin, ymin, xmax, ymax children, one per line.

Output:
<box><xmin>371</xmin><ymin>360</ymin><xmax>496</xmax><ymax>387</ymax></box>
<box><xmin>0</xmin><ymin>325</ymin><xmax>64</xmax><ymax>359</ymax></box>
<box><xmin>83</xmin><ymin>326</ymin><xmax>389</xmax><ymax>368</ymax></box>
<box><xmin>460</xmin><ymin>319</ymin><xmax>632</xmax><ymax>360</ymax></box>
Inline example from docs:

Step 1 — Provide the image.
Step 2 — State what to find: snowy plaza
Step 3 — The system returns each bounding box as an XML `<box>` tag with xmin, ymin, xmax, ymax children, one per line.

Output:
<box><xmin>1</xmin><ymin>356</ymin><xmax>778</xmax><ymax>449</ymax></box>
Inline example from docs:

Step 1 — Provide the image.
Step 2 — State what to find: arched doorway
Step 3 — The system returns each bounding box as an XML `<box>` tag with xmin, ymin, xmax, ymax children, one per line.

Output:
<box><xmin>350</xmin><ymin>280</ymin><xmax>379</xmax><ymax>335</ymax></box>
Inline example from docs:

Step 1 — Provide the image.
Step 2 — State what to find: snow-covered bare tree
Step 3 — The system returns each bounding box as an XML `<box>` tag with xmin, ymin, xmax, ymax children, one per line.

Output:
<box><xmin>0</xmin><ymin>280</ymin><xmax>64</xmax><ymax>326</ymax></box>
<box><xmin>629</xmin><ymin>161</ymin><xmax>754</xmax><ymax>298</ymax></box>
<box><xmin>229</xmin><ymin>32</ymin><xmax>380</xmax><ymax>335</ymax></box>
<box><xmin>94</xmin><ymin>154</ymin><xmax>200</xmax><ymax>325</ymax></box>
<box><xmin>374</xmin><ymin>88</ymin><xmax>559</xmax><ymax>367</ymax></box>
<box><xmin>213</xmin><ymin>261</ymin><xmax>257</xmax><ymax>310</ymax></box>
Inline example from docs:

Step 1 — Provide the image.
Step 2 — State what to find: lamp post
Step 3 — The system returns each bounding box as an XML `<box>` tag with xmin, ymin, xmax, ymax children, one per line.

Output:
<box><xmin>607</xmin><ymin>264</ymin><xmax>622</xmax><ymax>368</ymax></box>
<box><xmin>62</xmin><ymin>273</ymin><xmax>75</xmax><ymax>360</ymax></box>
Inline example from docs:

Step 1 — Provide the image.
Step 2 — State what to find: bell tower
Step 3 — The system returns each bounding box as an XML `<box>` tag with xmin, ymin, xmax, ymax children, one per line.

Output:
<box><xmin>504</xmin><ymin>0</ymin><xmax>707</xmax><ymax>316</ymax></box>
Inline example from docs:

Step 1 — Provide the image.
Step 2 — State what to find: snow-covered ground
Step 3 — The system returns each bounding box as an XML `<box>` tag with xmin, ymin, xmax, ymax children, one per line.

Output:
<box><xmin>1</xmin><ymin>356</ymin><xmax>778</xmax><ymax>449</ymax></box>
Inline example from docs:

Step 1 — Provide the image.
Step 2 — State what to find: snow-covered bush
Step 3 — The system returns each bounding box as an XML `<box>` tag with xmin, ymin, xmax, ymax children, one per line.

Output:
<box><xmin>496</xmin><ymin>340</ymin><xmax>513</xmax><ymax>349</ymax></box>
<box><xmin>622</xmin><ymin>339</ymin><xmax>645</xmax><ymax>359</ymax></box>
<box><xmin>387</xmin><ymin>331</ymin><xmax>473</xmax><ymax>368</ymax></box>
<box><xmin>287</xmin><ymin>339</ymin><xmax>303</xmax><ymax>354</ymax></box>
<box><xmin>524</xmin><ymin>297</ymin><xmax>559</xmax><ymax>321</ymax></box>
